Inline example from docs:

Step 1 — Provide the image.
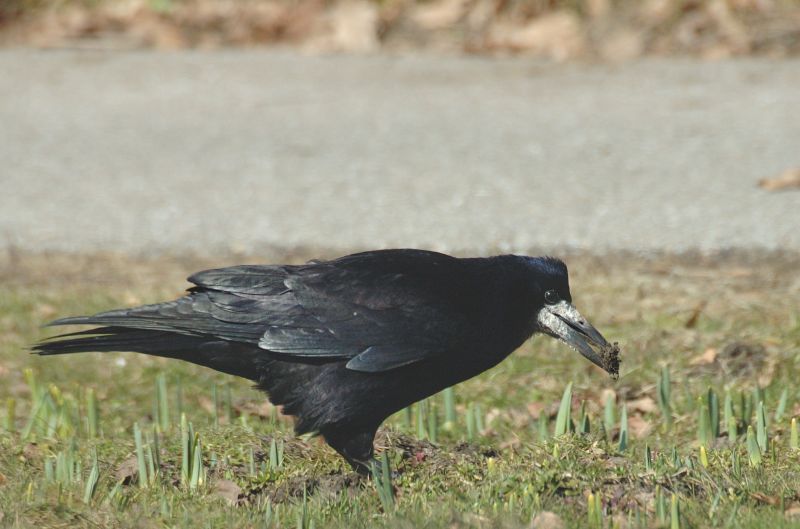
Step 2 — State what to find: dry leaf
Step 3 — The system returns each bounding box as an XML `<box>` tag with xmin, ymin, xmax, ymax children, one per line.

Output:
<box><xmin>197</xmin><ymin>395</ymin><xmax>215</xmax><ymax>414</ymax></box>
<box><xmin>757</xmin><ymin>357</ymin><xmax>776</xmax><ymax>387</ymax></box>
<box><xmin>215</xmin><ymin>479</ymin><xmax>243</xmax><ymax>505</ymax></box>
<box><xmin>485</xmin><ymin>407</ymin><xmax>502</xmax><ymax>427</ymax></box>
<box><xmin>627</xmin><ymin>414</ymin><xmax>654</xmax><ymax>439</ymax></box>
<box><xmin>115</xmin><ymin>455</ymin><xmax>140</xmax><ymax>485</ymax></box>
<box><xmin>750</xmin><ymin>491</ymin><xmax>780</xmax><ymax>505</ymax></box>
<box><xmin>488</xmin><ymin>11</ymin><xmax>587</xmax><ymax>60</ymax></box>
<box><xmin>411</xmin><ymin>0</ymin><xmax>469</xmax><ymax>30</ymax></box>
<box><xmin>600</xmin><ymin>29</ymin><xmax>644</xmax><ymax>61</ymax></box>
<box><xmin>530</xmin><ymin>511</ymin><xmax>565</xmax><ymax>529</ymax></box>
<box><xmin>304</xmin><ymin>1</ymin><xmax>378</xmax><ymax>53</ymax></box>
<box><xmin>600</xmin><ymin>388</ymin><xmax>616</xmax><ymax>406</ymax></box>
<box><xmin>626</xmin><ymin>397</ymin><xmax>657</xmax><ymax>414</ymax></box>
<box><xmin>0</xmin><ymin>473</ymin><xmax>6</xmax><ymax>486</ymax></box>
<box><xmin>690</xmin><ymin>348</ymin><xmax>718</xmax><ymax>366</ymax></box>
<box><xmin>526</xmin><ymin>401</ymin><xmax>546</xmax><ymax>419</ymax></box>
<box><xmin>785</xmin><ymin>503</ymin><xmax>800</xmax><ymax>520</ymax></box>
<box><xmin>759</xmin><ymin>168</ymin><xmax>800</xmax><ymax>191</ymax></box>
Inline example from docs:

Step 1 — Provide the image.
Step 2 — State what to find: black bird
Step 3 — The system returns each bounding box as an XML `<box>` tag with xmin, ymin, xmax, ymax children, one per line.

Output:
<box><xmin>34</xmin><ymin>249</ymin><xmax>618</xmax><ymax>473</ymax></box>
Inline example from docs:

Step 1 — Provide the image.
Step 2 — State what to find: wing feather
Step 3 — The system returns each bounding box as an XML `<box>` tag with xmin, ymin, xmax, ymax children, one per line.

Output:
<box><xmin>48</xmin><ymin>250</ymin><xmax>477</xmax><ymax>373</ymax></box>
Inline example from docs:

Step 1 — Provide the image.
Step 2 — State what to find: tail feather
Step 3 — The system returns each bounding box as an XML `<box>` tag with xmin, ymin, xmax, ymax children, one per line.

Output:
<box><xmin>33</xmin><ymin>326</ymin><xmax>263</xmax><ymax>381</ymax></box>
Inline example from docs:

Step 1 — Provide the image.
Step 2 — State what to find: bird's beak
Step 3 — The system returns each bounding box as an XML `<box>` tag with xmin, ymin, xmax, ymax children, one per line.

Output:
<box><xmin>537</xmin><ymin>301</ymin><xmax>619</xmax><ymax>379</ymax></box>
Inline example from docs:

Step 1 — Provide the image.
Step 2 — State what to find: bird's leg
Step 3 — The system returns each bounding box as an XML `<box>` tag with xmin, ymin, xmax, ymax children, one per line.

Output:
<box><xmin>322</xmin><ymin>426</ymin><xmax>377</xmax><ymax>476</ymax></box>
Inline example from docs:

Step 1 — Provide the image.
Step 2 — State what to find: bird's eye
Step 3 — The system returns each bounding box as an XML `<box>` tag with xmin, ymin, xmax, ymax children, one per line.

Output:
<box><xmin>544</xmin><ymin>290</ymin><xmax>560</xmax><ymax>305</ymax></box>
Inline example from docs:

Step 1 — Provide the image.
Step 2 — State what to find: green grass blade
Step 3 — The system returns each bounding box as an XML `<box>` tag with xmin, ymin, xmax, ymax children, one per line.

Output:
<box><xmin>724</xmin><ymin>391</ymin><xmax>737</xmax><ymax>441</ymax></box>
<box><xmin>133</xmin><ymin>422</ymin><xmax>148</xmax><ymax>488</ymax></box>
<box><xmin>269</xmin><ymin>438</ymin><xmax>279</xmax><ymax>471</ymax></box>
<box><xmin>554</xmin><ymin>382</ymin><xmax>573</xmax><ymax>437</ymax></box>
<box><xmin>747</xmin><ymin>426</ymin><xmax>762</xmax><ymax>466</ymax></box>
<box><xmin>156</xmin><ymin>374</ymin><xmax>169</xmax><ymax>432</ymax></box>
<box><xmin>756</xmin><ymin>401</ymin><xmax>768</xmax><ymax>453</ymax></box>
<box><xmin>538</xmin><ymin>413</ymin><xmax>549</xmax><ymax>442</ymax></box>
<box><xmin>212</xmin><ymin>384</ymin><xmax>219</xmax><ymax>427</ymax></box>
<box><xmin>442</xmin><ymin>387</ymin><xmax>456</xmax><ymax>431</ymax></box>
<box><xmin>416</xmin><ymin>401</ymin><xmax>427</xmax><ymax>439</ymax></box>
<box><xmin>618</xmin><ymin>404</ymin><xmax>628</xmax><ymax>452</ymax></box>
<box><xmin>83</xmin><ymin>451</ymin><xmax>99</xmax><ymax>504</ymax></box>
<box><xmin>657</xmin><ymin>366</ymin><xmax>672</xmax><ymax>427</ymax></box>
<box><xmin>180</xmin><ymin>413</ymin><xmax>190</xmax><ymax>486</ymax></box>
<box><xmin>603</xmin><ymin>392</ymin><xmax>615</xmax><ymax>440</ymax></box>
<box><xmin>775</xmin><ymin>388</ymin><xmax>788</xmax><ymax>422</ymax></box>
<box><xmin>697</xmin><ymin>396</ymin><xmax>710</xmax><ymax>446</ymax></box>
<box><xmin>86</xmin><ymin>388</ymin><xmax>99</xmax><ymax>439</ymax></box>
<box><xmin>655</xmin><ymin>485</ymin><xmax>667</xmax><ymax>524</ymax></box>
<box><xmin>4</xmin><ymin>397</ymin><xmax>15</xmax><ymax>432</ymax></box>
<box><xmin>708</xmin><ymin>387</ymin><xmax>720</xmax><ymax>439</ymax></box>
<box><xmin>190</xmin><ymin>433</ymin><xmax>203</xmax><ymax>489</ymax></box>
<box><xmin>224</xmin><ymin>383</ymin><xmax>233</xmax><ymax>424</ymax></box>
<box><xmin>427</xmin><ymin>402</ymin><xmax>438</xmax><ymax>443</ymax></box>
<box><xmin>671</xmin><ymin>493</ymin><xmax>680</xmax><ymax>529</ymax></box>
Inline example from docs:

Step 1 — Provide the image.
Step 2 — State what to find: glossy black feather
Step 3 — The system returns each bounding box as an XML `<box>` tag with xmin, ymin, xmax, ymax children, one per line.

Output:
<box><xmin>33</xmin><ymin>249</ymin><xmax>572</xmax><ymax>472</ymax></box>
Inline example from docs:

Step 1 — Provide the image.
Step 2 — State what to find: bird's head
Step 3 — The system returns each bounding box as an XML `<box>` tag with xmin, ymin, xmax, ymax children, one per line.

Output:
<box><xmin>526</xmin><ymin>257</ymin><xmax>619</xmax><ymax>379</ymax></box>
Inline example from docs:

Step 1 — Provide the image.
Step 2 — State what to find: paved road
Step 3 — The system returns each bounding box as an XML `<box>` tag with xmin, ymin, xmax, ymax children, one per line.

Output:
<box><xmin>2</xmin><ymin>50</ymin><xmax>799</xmax><ymax>255</ymax></box>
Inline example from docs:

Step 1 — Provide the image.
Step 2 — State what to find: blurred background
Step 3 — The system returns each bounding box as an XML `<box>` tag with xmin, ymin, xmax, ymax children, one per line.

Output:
<box><xmin>1</xmin><ymin>0</ymin><xmax>799</xmax><ymax>257</ymax></box>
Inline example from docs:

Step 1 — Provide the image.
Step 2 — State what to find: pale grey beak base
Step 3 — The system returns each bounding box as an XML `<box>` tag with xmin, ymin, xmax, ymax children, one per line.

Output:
<box><xmin>537</xmin><ymin>301</ymin><xmax>618</xmax><ymax>377</ymax></box>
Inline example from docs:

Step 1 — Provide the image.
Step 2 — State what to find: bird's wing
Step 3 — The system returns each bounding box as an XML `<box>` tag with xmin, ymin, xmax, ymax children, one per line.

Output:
<box><xmin>192</xmin><ymin>251</ymin><xmax>474</xmax><ymax>372</ymax></box>
<box><xmin>48</xmin><ymin>251</ymin><xmax>474</xmax><ymax>373</ymax></box>
<box><xmin>45</xmin><ymin>289</ymin><xmax>277</xmax><ymax>343</ymax></box>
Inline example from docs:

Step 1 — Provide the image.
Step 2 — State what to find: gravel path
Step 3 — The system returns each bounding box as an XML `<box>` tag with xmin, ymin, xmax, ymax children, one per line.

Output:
<box><xmin>2</xmin><ymin>50</ymin><xmax>799</xmax><ymax>255</ymax></box>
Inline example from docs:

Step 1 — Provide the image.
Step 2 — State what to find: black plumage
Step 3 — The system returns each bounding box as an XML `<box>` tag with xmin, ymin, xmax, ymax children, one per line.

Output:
<box><xmin>34</xmin><ymin>249</ymin><xmax>618</xmax><ymax>472</ymax></box>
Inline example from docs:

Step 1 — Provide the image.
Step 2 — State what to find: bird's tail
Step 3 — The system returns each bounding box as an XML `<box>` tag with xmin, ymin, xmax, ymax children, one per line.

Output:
<box><xmin>33</xmin><ymin>325</ymin><xmax>263</xmax><ymax>381</ymax></box>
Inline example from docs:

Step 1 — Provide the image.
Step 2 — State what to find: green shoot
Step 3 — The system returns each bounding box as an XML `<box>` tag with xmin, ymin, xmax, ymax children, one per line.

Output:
<box><xmin>554</xmin><ymin>382</ymin><xmax>573</xmax><ymax>437</ymax></box>
<box><xmin>657</xmin><ymin>366</ymin><xmax>672</xmax><ymax>428</ymax></box>
<box><xmin>618</xmin><ymin>404</ymin><xmax>628</xmax><ymax>452</ymax></box>
<box><xmin>156</xmin><ymin>374</ymin><xmax>169</xmax><ymax>432</ymax></box>
<box><xmin>442</xmin><ymin>387</ymin><xmax>456</xmax><ymax>431</ymax></box>
<box><xmin>775</xmin><ymin>388</ymin><xmax>788</xmax><ymax>422</ymax></box>
<box><xmin>746</xmin><ymin>426</ymin><xmax>761</xmax><ymax>467</ymax></box>
<box><xmin>83</xmin><ymin>451</ymin><xmax>100</xmax><ymax>504</ymax></box>
<box><xmin>708</xmin><ymin>387</ymin><xmax>720</xmax><ymax>439</ymax></box>
<box><xmin>4</xmin><ymin>397</ymin><xmax>15</xmax><ymax>432</ymax></box>
<box><xmin>724</xmin><ymin>391</ymin><xmax>737</xmax><ymax>441</ymax></box>
<box><xmin>756</xmin><ymin>401</ymin><xmax>768</xmax><ymax>453</ymax></box>
<box><xmin>603</xmin><ymin>392</ymin><xmax>615</xmax><ymax>441</ymax></box>
<box><xmin>671</xmin><ymin>493</ymin><xmax>681</xmax><ymax>529</ymax></box>
<box><xmin>86</xmin><ymin>388</ymin><xmax>99</xmax><ymax>439</ymax></box>
<box><xmin>134</xmin><ymin>422</ymin><xmax>149</xmax><ymax>488</ymax></box>
<box><xmin>373</xmin><ymin>451</ymin><xmax>395</xmax><ymax>513</ymax></box>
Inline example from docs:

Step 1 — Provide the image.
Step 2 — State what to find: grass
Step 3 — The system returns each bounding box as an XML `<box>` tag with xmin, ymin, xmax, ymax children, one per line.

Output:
<box><xmin>1</xmin><ymin>250</ymin><xmax>800</xmax><ymax>528</ymax></box>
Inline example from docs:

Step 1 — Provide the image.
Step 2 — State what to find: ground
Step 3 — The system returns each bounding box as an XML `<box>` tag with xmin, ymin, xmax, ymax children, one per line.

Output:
<box><xmin>1</xmin><ymin>249</ymin><xmax>799</xmax><ymax>528</ymax></box>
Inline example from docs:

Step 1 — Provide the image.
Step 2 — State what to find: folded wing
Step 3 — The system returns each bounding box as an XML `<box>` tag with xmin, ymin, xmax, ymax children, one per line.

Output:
<box><xmin>46</xmin><ymin>250</ymin><xmax>474</xmax><ymax>373</ymax></box>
